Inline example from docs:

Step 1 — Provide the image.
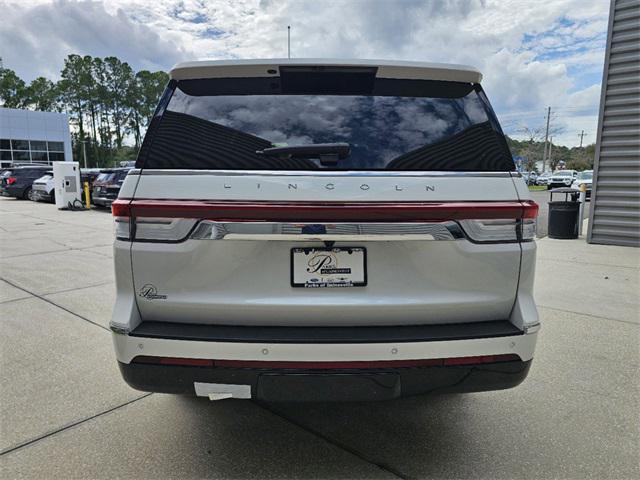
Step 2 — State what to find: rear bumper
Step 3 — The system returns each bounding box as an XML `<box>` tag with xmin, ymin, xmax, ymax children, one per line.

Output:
<box><xmin>549</xmin><ymin>182</ymin><xmax>573</xmax><ymax>188</ymax></box>
<box><xmin>31</xmin><ymin>189</ymin><xmax>52</xmax><ymax>202</ymax></box>
<box><xmin>4</xmin><ymin>186</ymin><xmax>25</xmax><ymax>198</ymax></box>
<box><xmin>118</xmin><ymin>358</ymin><xmax>532</xmax><ymax>401</ymax></box>
<box><xmin>112</xmin><ymin>322</ymin><xmax>537</xmax><ymax>401</ymax></box>
<box><xmin>92</xmin><ymin>195</ymin><xmax>115</xmax><ymax>207</ymax></box>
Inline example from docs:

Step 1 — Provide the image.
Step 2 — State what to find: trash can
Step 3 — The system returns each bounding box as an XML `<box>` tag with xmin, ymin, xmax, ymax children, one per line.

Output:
<box><xmin>548</xmin><ymin>189</ymin><xmax>580</xmax><ymax>239</ymax></box>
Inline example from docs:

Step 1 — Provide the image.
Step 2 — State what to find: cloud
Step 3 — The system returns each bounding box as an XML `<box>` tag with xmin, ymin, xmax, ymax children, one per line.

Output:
<box><xmin>0</xmin><ymin>0</ymin><xmax>187</xmax><ymax>80</ymax></box>
<box><xmin>1</xmin><ymin>0</ymin><xmax>609</xmax><ymax>147</ymax></box>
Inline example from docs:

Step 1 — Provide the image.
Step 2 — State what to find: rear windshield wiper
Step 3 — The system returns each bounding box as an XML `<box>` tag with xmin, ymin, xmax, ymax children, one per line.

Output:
<box><xmin>256</xmin><ymin>143</ymin><xmax>350</xmax><ymax>166</ymax></box>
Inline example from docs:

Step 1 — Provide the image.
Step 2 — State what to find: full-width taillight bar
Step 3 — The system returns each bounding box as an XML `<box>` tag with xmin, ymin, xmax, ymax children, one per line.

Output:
<box><xmin>112</xmin><ymin>199</ymin><xmax>538</xmax><ymax>222</ymax></box>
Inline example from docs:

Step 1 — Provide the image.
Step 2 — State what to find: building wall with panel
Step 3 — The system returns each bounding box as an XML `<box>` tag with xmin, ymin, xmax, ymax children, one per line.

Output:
<box><xmin>587</xmin><ymin>0</ymin><xmax>640</xmax><ymax>247</ymax></box>
<box><xmin>0</xmin><ymin>108</ymin><xmax>73</xmax><ymax>166</ymax></box>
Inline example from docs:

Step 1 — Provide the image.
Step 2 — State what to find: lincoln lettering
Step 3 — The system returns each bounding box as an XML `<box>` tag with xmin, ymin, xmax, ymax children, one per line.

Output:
<box><xmin>215</xmin><ymin>182</ymin><xmax>436</xmax><ymax>192</ymax></box>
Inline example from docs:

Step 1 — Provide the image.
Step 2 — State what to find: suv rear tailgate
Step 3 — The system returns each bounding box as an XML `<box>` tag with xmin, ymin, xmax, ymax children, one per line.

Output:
<box><xmin>126</xmin><ymin>172</ymin><xmax>525</xmax><ymax>326</ymax></box>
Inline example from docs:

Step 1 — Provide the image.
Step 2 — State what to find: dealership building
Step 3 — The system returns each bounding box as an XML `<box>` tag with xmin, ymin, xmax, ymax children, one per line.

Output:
<box><xmin>0</xmin><ymin>107</ymin><xmax>73</xmax><ymax>167</ymax></box>
<box><xmin>587</xmin><ymin>0</ymin><xmax>640</xmax><ymax>247</ymax></box>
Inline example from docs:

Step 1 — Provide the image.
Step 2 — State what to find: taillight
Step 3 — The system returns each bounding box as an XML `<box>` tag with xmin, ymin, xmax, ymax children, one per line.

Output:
<box><xmin>520</xmin><ymin>201</ymin><xmax>538</xmax><ymax>241</ymax></box>
<box><xmin>134</xmin><ymin>217</ymin><xmax>197</xmax><ymax>241</ymax></box>
<box><xmin>521</xmin><ymin>218</ymin><xmax>537</xmax><ymax>241</ymax></box>
<box><xmin>112</xmin><ymin>200</ymin><xmax>131</xmax><ymax>240</ymax></box>
<box><xmin>113</xmin><ymin>199</ymin><xmax>538</xmax><ymax>243</ymax></box>
<box><xmin>111</xmin><ymin>199</ymin><xmax>196</xmax><ymax>242</ymax></box>
<box><xmin>459</xmin><ymin>219</ymin><xmax>519</xmax><ymax>242</ymax></box>
<box><xmin>459</xmin><ymin>201</ymin><xmax>537</xmax><ymax>243</ymax></box>
<box><xmin>6</xmin><ymin>177</ymin><xmax>16</xmax><ymax>185</ymax></box>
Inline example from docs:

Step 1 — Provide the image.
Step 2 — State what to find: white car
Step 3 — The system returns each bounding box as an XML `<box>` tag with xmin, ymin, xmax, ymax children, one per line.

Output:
<box><xmin>548</xmin><ymin>170</ymin><xmax>578</xmax><ymax>189</ymax></box>
<box><xmin>110</xmin><ymin>59</ymin><xmax>540</xmax><ymax>402</ymax></box>
<box><xmin>536</xmin><ymin>172</ymin><xmax>551</xmax><ymax>186</ymax></box>
<box><xmin>571</xmin><ymin>170</ymin><xmax>593</xmax><ymax>199</ymax></box>
<box><xmin>31</xmin><ymin>171</ymin><xmax>55</xmax><ymax>202</ymax></box>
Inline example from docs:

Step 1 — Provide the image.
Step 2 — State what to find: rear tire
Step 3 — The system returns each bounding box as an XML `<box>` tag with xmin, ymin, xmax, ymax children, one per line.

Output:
<box><xmin>23</xmin><ymin>187</ymin><xmax>33</xmax><ymax>200</ymax></box>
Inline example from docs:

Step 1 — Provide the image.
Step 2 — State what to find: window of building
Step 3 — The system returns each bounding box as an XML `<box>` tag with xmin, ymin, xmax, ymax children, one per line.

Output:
<box><xmin>31</xmin><ymin>151</ymin><xmax>48</xmax><ymax>162</ymax></box>
<box><xmin>0</xmin><ymin>138</ymin><xmax>67</xmax><ymax>164</ymax></box>
<box><xmin>12</xmin><ymin>140</ymin><xmax>30</xmax><ymax>151</ymax></box>
<box><xmin>47</xmin><ymin>141</ymin><xmax>64</xmax><ymax>152</ymax></box>
<box><xmin>30</xmin><ymin>140</ymin><xmax>47</xmax><ymax>151</ymax></box>
<box><xmin>13</xmin><ymin>151</ymin><xmax>31</xmax><ymax>161</ymax></box>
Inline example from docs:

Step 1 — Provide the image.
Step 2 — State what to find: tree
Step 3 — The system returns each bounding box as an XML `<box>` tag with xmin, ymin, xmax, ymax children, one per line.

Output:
<box><xmin>24</xmin><ymin>77</ymin><xmax>60</xmax><ymax>111</ymax></box>
<box><xmin>517</xmin><ymin>126</ymin><xmax>546</xmax><ymax>172</ymax></box>
<box><xmin>103</xmin><ymin>57</ymin><xmax>135</xmax><ymax>149</ymax></box>
<box><xmin>126</xmin><ymin>70</ymin><xmax>168</xmax><ymax>147</ymax></box>
<box><xmin>0</xmin><ymin>67</ymin><xmax>28</xmax><ymax>108</ymax></box>
<box><xmin>513</xmin><ymin>121</ymin><xmax>565</xmax><ymax>173</ymax></box>
<box><xmin>59</xmin><ymin>54</ymin><xmax>93</xmax><ymax>161</ymax></box>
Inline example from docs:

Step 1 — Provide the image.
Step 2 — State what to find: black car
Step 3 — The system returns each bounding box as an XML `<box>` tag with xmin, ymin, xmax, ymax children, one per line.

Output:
<box><xmin>0</xmin><ymin>166</ymin><xmax>51</xmax><ymax>200</ymax></box>
<box><xmin>92</xmin><ymin>168</ymin><xmax>132</xmax><ymax>208</ymax></box>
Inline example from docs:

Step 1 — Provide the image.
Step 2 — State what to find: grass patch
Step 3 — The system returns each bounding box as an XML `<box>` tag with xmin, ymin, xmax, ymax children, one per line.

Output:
<box><xmin>528</xmin><ymin>185</ymin><xmax>547</xmax><ymax>191</ymax></box>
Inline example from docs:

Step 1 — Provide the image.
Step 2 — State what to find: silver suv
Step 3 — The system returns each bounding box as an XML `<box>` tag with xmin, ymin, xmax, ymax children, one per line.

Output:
<box><xmin>110</xmin><ymin>59</ymin><xmax>539</xmax><ymax>402</ymax></box>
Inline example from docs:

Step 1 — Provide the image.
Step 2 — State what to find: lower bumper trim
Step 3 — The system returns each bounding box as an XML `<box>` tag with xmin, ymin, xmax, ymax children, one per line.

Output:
<box><xmin>118</xmin><ymin>359</ymin><xmax>532</xmax><ymax>402</ymax></box>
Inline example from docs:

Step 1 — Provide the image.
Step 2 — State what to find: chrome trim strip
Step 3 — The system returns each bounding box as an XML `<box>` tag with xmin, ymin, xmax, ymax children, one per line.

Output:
<box><xmin>138</xmin><ymin>169</ymin><xmax>515</xmax><ymax>178</ymax></box>
<box><xmin>524</xmin><ymin>322</ymin><xmax>541</xmax><ymax>334</ymax></box>
<box><xmin>189</xmin><ymin>221</ymin><xmax>463</xmax><ymax>241</ymax></box>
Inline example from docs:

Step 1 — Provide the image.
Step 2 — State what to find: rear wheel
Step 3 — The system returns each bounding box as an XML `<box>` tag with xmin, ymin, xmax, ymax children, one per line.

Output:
<box><xmin>23</xmin><ymin>187</ymin><xmax>33</xmax><ymax>200</ymax></box>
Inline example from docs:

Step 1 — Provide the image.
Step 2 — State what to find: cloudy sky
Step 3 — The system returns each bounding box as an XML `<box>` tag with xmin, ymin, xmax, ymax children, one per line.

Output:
<box><xmin>1</xmin><ymin>0</ymin><xmax>610</xmax><ymax>147</ymax></box>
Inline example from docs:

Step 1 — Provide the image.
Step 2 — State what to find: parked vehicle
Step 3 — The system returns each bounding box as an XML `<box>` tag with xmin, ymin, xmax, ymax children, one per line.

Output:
<box><xmin>31</xmin><ymin>170</ymin><xmax>55</xmax><ymax>202</ymax></box>
<box><xmin>536</xmin><ymin>172</ymin><xmax>551</xmax><ymax>186</ymax></box>
<box><xmin>522</xmin><ymin>171</ymin><xmax>538</xmax><ymax>186</ymax></box>
<box><xmin>548</xmin><ymin>170</ymin><xmax>578</xmax><ymax>189</ymax></box>
<box><xmin>571</xmin><ymin>170</ymin><xmax>593</xmax><ymax>199</ymax></box>
<box><xmin>92</xmin><ymin>168</ymin><xmax>131</xmax><ymax>208</ymax></box>
<box><xmin>0</xmin><ymin>169</ymin><xmax>12</xmax><ymax>195</ymax></box>
<box><xmin>0</xmin><ymin>166</ymin><xmax>51</xmax><ymax>200</ymax></box>
<box><xmin>110</xmin><ymin>59</ymin><xmax>540</xmax><ymax>402</ymax></box>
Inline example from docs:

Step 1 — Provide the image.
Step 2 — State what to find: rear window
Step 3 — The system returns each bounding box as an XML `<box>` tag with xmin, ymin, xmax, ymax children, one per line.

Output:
<box><xmin>114</xmin><ymin>170</ymin><xmax>130</xmax><ymax>182</ymax></box>
<box><xmin>96</xmin><ymin>173</ymin><xmax>115</xmax><ymax>183</ymax></box>
<box><xmin>139</xmin><ymin>71</ymin><xmax>513</xmax><ymax>172</ymax></box>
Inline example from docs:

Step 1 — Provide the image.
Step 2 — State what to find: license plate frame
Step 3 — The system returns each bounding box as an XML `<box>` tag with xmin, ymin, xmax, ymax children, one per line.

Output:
<box><xmin>291</xmin><ymin>247</ymin><xmax>367</xmax><ymax>288</ymax></box>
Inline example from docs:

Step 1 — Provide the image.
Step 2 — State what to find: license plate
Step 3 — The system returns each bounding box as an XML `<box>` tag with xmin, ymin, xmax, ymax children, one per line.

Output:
<box><xmin>291</xmin><ymin>247</ymin><xmax>367</xmax><ymax>288</ymax></box>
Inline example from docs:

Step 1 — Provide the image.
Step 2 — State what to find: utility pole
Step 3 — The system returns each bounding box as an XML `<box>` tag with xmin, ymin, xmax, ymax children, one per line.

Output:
<box><xmin>542</xmin><ymin>106</ymin><xmax>551</xmax><ymax>173</ymax></box>
<box><xmin>287</xmin><ymin>26</ymin><xmax>291</xmax><ymax>58</ymax></box>
<box><xmin>548</xmin><ymin>136</ymin><xmax>554</xmax><ymax>171</ymax></box>
<box><xmin>578</xmin><ymin>130</ymin><xmax>587</xmax><ymax>147</ymax></box>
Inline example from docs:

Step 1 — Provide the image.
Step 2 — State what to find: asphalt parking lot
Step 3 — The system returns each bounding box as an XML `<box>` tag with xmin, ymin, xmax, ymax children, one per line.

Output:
<box><xmin>1</xmin><ymin>196</ymin><xmax>638</xmax><ymax>479</ymax></box>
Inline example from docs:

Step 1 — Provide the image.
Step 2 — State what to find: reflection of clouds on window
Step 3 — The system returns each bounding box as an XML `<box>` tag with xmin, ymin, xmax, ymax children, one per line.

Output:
<box><xmin>256</xmin><ymin>130</ymin><xmax>314</xmax><ymax>146</ymax></box>
<box><xmin>165</xmin><ymin>87</ymin><xmax>504</xmax><ymax>169</ymax></box>
<box><xmin>461</xmin><ymin>95</ymin><xmax>488</xmax><ymax>124</ymax></box>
